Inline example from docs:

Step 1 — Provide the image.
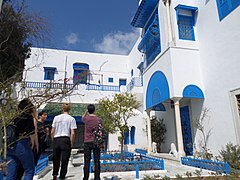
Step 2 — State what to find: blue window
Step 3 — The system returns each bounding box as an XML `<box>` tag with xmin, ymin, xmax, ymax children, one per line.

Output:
<box><xmin>108</xmin><ymin>77</ymin><xmax>113</xmax><ymax>83</ymax></box>
<box><xmin>138</xmin><ymin>14</ymin><xmax>161</xmax><ymax>67</ymax></box>
<box><xmin>130</xmin><ymin>126</ymin><xmax>136</xmax><ymax>144</ymax></box>
<box><xmin>131</xmin><ymin>69</ymin><xmax>134</xmax><ymax>77</ymax></box>
<box><xmin>124</xmin><ymin>130</ymin><xmax>129</xmax><ymax>145</ymax></box>
<box><xmin>119</xmin><ymin>79</ymin><xmax>127</xmax><ymax>86</ymax></box>
<box><xmin>73</xmin><ymin>63</ymin><xmax>89</xmax><ymax>84</ymax></box>
<box><xmin>44</xmin><ymin>67</ymin><xmax>56</xmax><ymax>80</ymax></box>
<box><xmin>175</xmin><ymin>5</ymin><xmax>198</xmax><ymax>41</ymax></box>
<box><xmin>178</xmin><ymin>16</ymin><xmax>195</xmax><ymax>41</ymax></box>
<box><xmin>216</xmin><ymin>0</ymin><xmax>240</xmax><ymax>20</ymax></box>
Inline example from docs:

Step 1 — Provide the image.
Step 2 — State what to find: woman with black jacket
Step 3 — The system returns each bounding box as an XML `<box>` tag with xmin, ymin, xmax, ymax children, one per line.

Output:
<box><xmin>6</xmin><ymin>98</ymin><xmax>36</xmax><ymax>180</ymax></box>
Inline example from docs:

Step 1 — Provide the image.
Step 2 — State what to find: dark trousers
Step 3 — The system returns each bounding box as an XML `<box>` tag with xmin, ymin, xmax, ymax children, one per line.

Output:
<box><xmin>52</xmin><ymin>137</ymin><xmax>71</xmax><ymax>179</ymax></box>
<box><xmin>83</xmin><ymin>142</ymin><xmax>100</xmax><ymax>180</ymax></box>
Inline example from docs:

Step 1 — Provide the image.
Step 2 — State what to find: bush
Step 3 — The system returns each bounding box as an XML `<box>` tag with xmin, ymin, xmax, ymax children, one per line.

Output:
<box><xmin>219</xmin><ymin>143</ymin><xmax>240</xmax><ymax>177</ymax></box>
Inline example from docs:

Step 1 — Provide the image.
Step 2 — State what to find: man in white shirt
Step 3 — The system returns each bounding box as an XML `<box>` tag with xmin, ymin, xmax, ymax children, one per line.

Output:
<box><xmin>51</xmin><ymin>103</ymin><xmax>77</xmax><ymax>180</ymax></box>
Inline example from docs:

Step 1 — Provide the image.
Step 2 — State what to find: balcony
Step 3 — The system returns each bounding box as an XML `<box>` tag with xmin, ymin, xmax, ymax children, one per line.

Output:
<box><xmin>86</xmin><ymin>84</ymin><xmax>120</xmax><ymax>92</ymax></box>
<box><xmin>127</xmin><ymin>77</ymin><xmax>143</xmax><ymax>92</ymax></box>
<box><xmin>23</xmin><ymin>81</ymin><xmax>78</xmax><ymax>90</ymax></box>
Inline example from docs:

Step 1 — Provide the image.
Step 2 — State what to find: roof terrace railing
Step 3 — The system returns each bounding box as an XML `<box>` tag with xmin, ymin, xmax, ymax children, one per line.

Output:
<box><xmin>86</xmin><ymin>84</ymin><xmax>120</xmax><ymax>92</ymax></box>
<box><xmin>23</xmin><ymin>81</ymin><xmax>78</xmax><ymax>90</ymax></box>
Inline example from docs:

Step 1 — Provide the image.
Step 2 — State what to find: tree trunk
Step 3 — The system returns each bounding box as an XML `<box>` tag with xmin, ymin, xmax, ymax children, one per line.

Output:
<box><xmin>120</xmin><ymin>132</ymin><xmax>124</xmax><ymax>161</ymax></box>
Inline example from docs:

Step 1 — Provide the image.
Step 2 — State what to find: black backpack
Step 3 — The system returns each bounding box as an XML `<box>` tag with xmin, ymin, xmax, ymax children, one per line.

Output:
<box><xmin>4</xmin><ymin>124</ymin><xmax>17</xmax><ymax>148</ymax></box>
<box><xmin>92</xmin><ymin>120</ymin><xmax>106</xmax><ymax>147</ymax></box>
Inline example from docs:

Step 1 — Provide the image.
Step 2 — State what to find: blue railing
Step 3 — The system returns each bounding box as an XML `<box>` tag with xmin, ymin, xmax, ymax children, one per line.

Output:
<box><xmin>24</xmin><ymin>81</ymin><xmax>78</xmax><ymax>90</ymax></box>
<box><xmin>90</xmin><ymin>151</ymin><xmax>165</xmax><ymax>173</ymax></box>
<box><xmin>86</xmin><ymin>84</ymin><xmax>120</xmax><ymax>92</ymax></box>
<box><xmin>34</xmin><ymin>155</ymin><xmax>49</xmax><ymax>175</ymax></box>
<box><xmin>181</xmin><ymin>157</ymin><xmax>230</xmax><ymax>174</ymax></box>
<box><xmin>127</xmin><ymin>77</ymin><xmax>143</xmax><ymax>91</ymax></box>
<box><xmin>100</xmin><ymin>151</ymin><xmax>134</xmax><ymax>160</ymax></box>
<box><xmin>135</xmin><ymin>148</ymin><xmax>147</xmax><ymax>155</ymax></box>
<box><xmin>140</xmin><ymin>154</ymin><xmax>165</xmax><ymax>170</ymax></box>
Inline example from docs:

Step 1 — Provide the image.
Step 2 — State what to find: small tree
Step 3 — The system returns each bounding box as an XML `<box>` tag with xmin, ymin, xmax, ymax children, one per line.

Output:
<box><xmin>151</xmin><ymin>116</ymin><xmax>167</xmax><ymax>152</ymax></box>
<box><xmin>193</xmin><ymin>107</ymin><xmax>213</xmax><ymax>159</ymax></box>
<box><xmin>96</xmin><ymin>93</ymin><xmax>140</xmax><ymax>160</ymax></box>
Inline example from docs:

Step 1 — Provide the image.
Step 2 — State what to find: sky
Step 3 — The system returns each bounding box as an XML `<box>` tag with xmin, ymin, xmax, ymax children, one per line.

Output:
<box><xmin>26</xmin><ymin>0</ymin><xmax>140</xmax><ymax>55</ymax></box>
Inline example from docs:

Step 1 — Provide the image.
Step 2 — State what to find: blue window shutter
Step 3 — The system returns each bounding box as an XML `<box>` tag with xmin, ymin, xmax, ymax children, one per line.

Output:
<box><xmin>108</xmin><ymin>77</ymin><xmax>113</xmax><ymax>83</ymax></box>
<box><xmin>119</xmin><ymin>79</ymin><xmax>127</xmax><ymax>86</ymax></box>
<box><xmin>44</xmin><ymin>67</ymin><xmax>56</xmax><ymax>80</ymax></box>
<box><xmin>231</xmin><ymin>0</ymin><xmax>240</xmax><ymax>9</ymax></box>
<box><xmin>216</xmin><ymin>0</ymin><xmax>240</xmax><ymax>20</ymax></box>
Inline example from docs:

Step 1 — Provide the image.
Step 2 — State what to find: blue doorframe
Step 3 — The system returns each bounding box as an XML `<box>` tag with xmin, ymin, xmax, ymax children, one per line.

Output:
<box><xmin>180</xmin><ymin>106</ymin><xmax>193</xmax><ymax>156</ymax></box>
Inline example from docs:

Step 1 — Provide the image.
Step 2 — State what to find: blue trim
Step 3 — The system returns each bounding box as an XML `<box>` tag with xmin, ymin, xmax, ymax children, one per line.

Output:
<box><xmin>183</xmin><ymin>84</ymin><xmax>204</xmax><ymax>99</ymax></box>
<box><xmin>152</xmin><ymin>103</ymin><xmax>166</xmax><ymax>111</ymax></box>
<box><xmin>108</xmin><ymin>77</ymin><xmax>113</xmax><ymax>83</ymax></box>
<box><xmin>146</xmin><ymin>71</ymin><xmax>170</xmax><ymax>109</ymax></box>
<box><xmin>216</xmin><ymin>0</ymin><xmax>240</xmax><ymax>21</ymax></box>
<box><xmin>131</xmin><ymin>0</ymin><xmax>159</xmax><ymax>28</ymax></box>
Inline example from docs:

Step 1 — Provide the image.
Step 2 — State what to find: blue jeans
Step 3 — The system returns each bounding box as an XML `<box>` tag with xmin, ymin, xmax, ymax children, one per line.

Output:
<box><xmin>6</xmin><ymin>138</ymin><xmax>35</xmax><ymax>180</ymax></box>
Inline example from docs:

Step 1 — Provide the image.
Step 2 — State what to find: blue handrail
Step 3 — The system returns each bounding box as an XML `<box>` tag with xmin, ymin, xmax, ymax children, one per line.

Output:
<box><xmin>181</xmin><ymin>157</ymin><xmax>230</xmax><ymax>174</ymax></box>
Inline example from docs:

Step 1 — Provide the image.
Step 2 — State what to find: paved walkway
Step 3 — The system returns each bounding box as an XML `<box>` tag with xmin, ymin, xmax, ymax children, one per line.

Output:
<box><xmin>36</xmin><ymin>153</ymin><xmax>214</xmax><ymax>180</ymax></box>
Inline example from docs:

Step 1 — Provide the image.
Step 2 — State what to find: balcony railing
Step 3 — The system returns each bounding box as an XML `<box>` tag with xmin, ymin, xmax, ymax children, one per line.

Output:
<box><xmin>86</xmin><ymin>84</ymin><xmax>120</xmax><ymax>92</ymax></box>
<box><xmin>127</xmin><ymin>77</ymin><xmax>143</xmax><ymax>91</ymax></box>
<box><xmin>23</xmin><ymin>81</ymin><xmax>78</xmax><ymax>90</ymax></box>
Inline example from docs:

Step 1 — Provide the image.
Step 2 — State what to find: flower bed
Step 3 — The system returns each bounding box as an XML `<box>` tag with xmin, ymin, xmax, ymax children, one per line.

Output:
<box><xmin>90</xmin><ymin>152</ymin><xmax>164</xmax><ymax>173</ymax></box>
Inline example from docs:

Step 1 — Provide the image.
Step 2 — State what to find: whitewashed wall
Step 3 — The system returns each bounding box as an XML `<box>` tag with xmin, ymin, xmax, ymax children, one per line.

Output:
<box><xmin>196</xmin><ymin>1</ymin><xmax>240</xmax><ymax>152</ymax></box>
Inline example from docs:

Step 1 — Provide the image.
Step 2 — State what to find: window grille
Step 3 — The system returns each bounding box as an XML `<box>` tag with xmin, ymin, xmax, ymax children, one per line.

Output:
<box><xmin>178</xmin><ymin>16</ymin><xmax>195</xmax><ymax>41</ymax></box>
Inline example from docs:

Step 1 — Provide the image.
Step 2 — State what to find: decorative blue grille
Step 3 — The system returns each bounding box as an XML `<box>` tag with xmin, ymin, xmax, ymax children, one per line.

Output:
<box><xmin>216</xmin><ymin>0</ymin><xmax>240</xmax><ymax>20</ymax></box>
<box><xmin>138</xmin><ymin>14</ymin><xmax>161</xmax><ymax>67</ymax></box>
<box><xmin>178</xmin><ymin>16</ymin><xmax>195</xmax><ymax>41</ymax></box>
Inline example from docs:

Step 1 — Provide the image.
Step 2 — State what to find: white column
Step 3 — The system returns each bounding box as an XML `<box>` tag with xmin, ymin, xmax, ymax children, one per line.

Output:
<box><xmin>165</xmin><ymin>0</ymin><xmax>173</xmax><ymax>45</ymax></box>
<box><xmin>173</xmin><ymin>99</ymin><xmax>185</xmax><ymax>157</ymax></box>
<box><xmin>145</xmin><ymin>110</ymin><xmax>152</xmax><ymax>153</ymax></box>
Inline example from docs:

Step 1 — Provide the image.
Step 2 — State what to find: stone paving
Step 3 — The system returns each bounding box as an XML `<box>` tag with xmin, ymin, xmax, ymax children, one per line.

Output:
<box><xmin>35</xmin><ymin>153</ymin><xmax>214</xmax><ymax>180</ymax></box>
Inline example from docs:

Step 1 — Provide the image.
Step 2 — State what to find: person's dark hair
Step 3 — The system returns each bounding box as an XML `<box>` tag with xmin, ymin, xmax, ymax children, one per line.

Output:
<box><xmin>18</xmin><ymin>98</ymin><xmax>34</xmax><ymax>114</ymax></box>
<box><xmin>87</xmin><ymin>104</ymin><xmax>95</xmax><ymax>114</ymax></box>
<box><xmin>38</xmin><ymin>110</ymin><xmax>47</xmax><ymax>117</ymax></box>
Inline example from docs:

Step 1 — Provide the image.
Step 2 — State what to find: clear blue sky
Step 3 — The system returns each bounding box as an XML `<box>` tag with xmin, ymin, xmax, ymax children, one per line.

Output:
<box><xmin>26</xmin><ymin>0</ymin><xmax>140</xmax><ymax>55</ymax></box>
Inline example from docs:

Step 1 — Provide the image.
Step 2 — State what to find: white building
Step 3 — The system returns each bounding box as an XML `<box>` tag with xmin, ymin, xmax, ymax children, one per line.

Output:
<box><xmin>23</xmin><ymin>0</ymin><xmax>240</xmax><ymax>156</ymax></box>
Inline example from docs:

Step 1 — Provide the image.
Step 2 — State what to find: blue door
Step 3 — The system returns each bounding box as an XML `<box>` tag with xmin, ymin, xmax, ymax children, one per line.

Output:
<box><xmin>180</xmin><ymin>106</ymin><xmax>193</xmax><ymax>156</ymax></box>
